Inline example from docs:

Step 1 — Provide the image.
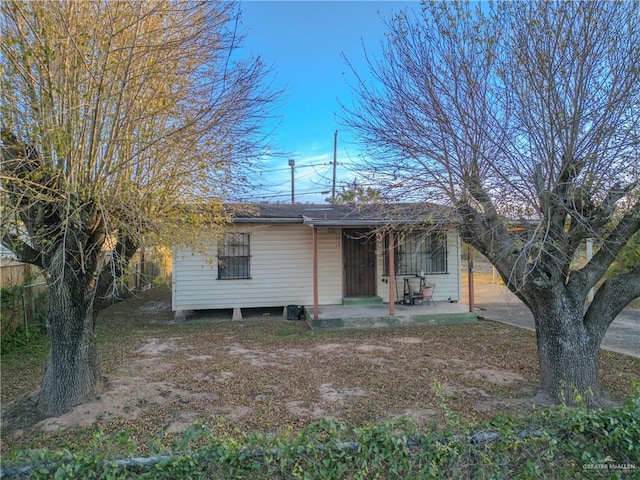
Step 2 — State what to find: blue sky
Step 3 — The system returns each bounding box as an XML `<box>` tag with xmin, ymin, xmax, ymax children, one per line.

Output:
<box><xmin>237</xmin><ymin>0</ymin><xmax>419</xmax><ymax>203</ymax></box>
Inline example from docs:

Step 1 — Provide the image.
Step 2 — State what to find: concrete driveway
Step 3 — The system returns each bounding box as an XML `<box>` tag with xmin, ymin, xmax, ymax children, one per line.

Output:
<box><xmin>462</xmin><ymin>283</ymin><xmax>640</xmax><ymax>359</ymax></box>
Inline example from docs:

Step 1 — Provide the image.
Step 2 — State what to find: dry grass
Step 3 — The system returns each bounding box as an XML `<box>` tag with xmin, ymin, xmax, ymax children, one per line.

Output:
<box><xmin>2</xmin><ymin>286</ymin><xmax>639</xmax><ymax>456</ymax></box>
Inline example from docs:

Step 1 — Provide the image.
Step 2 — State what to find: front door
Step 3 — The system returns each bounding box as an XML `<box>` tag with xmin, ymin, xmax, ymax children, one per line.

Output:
<box><xmin>343</xmin><ymin>229</ymin><xmax>377</xmax><ymax>297</ymax></box>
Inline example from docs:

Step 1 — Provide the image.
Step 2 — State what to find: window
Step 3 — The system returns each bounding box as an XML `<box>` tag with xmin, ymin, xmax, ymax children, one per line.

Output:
<box><xmin>384</xmin><ymin>231</ymin><xmax>447</xmax><ymax>275</ymax></box>
<box><xmin>217</xmin><ymin>233</ymin><xmax>250</xmax><ymax>279</ymax></box>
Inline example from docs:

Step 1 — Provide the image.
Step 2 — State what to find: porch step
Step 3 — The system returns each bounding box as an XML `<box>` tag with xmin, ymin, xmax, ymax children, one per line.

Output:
<box><xmin>342</xmin><ymin>296</ymin><xmax>383</xmax><ymax>306</ymax></box>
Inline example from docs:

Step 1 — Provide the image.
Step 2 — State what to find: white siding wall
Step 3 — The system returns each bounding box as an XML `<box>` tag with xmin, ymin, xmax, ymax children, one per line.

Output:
<box><xmin>172</xmin><ymin>224</ymin><xmax>461</xmax><ymax>311</ymax></box>
<box><xmin>172</xmin><ymin>224</ymin><xmax>343</xmax><ymax>310</ymax></box>
<box><xmin>376</xmin><ymin>228</ymin><xmax>461</xmax><ymax>303</ymax></box>
<box><xmin>317</xmin><ymin>228</ymin><xmax>344</xmax><ymax>304</ymax></box>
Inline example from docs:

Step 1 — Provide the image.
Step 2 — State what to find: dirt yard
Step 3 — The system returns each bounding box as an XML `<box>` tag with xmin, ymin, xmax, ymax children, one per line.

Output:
<box><xmin>2</xmin><ymin>286</ymin><xmax>639</xmax><ymax>454</ymax></box>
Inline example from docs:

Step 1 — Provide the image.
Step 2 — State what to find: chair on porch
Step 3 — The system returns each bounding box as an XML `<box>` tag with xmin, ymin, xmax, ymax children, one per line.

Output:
<box><xmin>406</xmin><ymin>276</ymin><xmax>435</xmax><ymax>306</ymax></box>
<box><xmin>421</xmin><ymin>283</ymin><xmax>435</xmax><ymax>305</ymax></box>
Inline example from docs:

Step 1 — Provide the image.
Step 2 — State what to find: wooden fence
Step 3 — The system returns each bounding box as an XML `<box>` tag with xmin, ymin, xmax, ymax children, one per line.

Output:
<box><xmin>127</xmin><ymin>247</ymin><xmax>172</xmax><ymax>290</ymax></box>
<box><xmin>1</xmin><ymin>262</ymin><xmax>44</xmax><ymax>289</ymax></box>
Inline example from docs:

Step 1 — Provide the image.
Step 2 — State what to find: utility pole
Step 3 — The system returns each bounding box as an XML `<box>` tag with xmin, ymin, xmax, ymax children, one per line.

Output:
<box><xmin>288</xmin><ymin>159</ymin><xmax>295</xmax><ymax>204</ymax></box>
<box><xmin>331</xmin><ymin>130</ymin><xmax>338</xmax><ymax>203</ymax></box>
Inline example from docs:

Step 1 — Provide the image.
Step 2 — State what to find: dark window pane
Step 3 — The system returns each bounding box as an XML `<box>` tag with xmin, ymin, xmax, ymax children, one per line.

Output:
<box><xmin>384</xmin><ymin>231</ymin><xmax>447</xmax><ymax>275</ymax></box>
<box><xmin>218</xmin><ymin>233</ymin><xmax>250</xmax><ymax>279</ymax></box>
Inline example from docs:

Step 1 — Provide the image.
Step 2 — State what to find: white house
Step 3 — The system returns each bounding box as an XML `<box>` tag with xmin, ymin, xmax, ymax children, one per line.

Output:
<box><xmin>172</xmin><ymin>203</ymin><xmax>463</xmax><ymax>321</ymax></box>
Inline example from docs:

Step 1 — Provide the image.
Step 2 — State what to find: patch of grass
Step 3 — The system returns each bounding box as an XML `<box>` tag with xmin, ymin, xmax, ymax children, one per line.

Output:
<box><xmin>0</xmin><ymin>328</ymin><xmax>49</xmax><ymax>405</ymax></box>
<box><xmin>273</xmin><ymin>325</ymin><xmax>306</xmax><ymax>337</ymax></box>
<box><xmin>1</xmin><ymin>324</ymin><xmax>48</xmax><ymax>356</ymax></box>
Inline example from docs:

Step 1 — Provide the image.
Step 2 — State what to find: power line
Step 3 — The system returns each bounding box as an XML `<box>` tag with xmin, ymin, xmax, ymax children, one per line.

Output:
<box><xmin>254</xmin><ymin>162</ymin><xmax>332</xmax><ymax>174</ymax></box>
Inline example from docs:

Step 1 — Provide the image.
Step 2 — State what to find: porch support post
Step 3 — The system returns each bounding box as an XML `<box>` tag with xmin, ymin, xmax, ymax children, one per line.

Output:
<box><xmin>312</xmin><ymin>226</ymin><xmax>319</xmax><ymax>319</ymax></box>
<box><xmin>388</xmin><ymin>232</ymin><xmax>395</xmax><ymax>315</ymax></box>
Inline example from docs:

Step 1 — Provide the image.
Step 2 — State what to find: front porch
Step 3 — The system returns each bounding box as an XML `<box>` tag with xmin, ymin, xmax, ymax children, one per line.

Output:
<box><xmin>305</xmin><ymin>299</ymin><xmax>476</xmax><ymax>330</ymax></box>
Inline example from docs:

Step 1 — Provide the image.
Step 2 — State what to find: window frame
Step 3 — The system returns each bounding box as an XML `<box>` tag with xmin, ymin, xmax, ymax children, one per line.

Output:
<box><xmin>217</xmin><ymin>232</ymin><xmax>251</xmax><ymax>280</ymax></box>
<box><xmin>383</xmin><ymin>230</ymin><xmax>448</xmax><ymax>276</ymax></box>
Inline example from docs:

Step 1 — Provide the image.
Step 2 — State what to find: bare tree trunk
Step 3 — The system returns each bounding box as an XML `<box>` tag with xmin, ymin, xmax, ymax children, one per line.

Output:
<box><xmin>531</xmin><ymin>295</ymin><xmax>611</xmax><ymax>407</ymax></box>
<box><xmin>38</xmin><ymin>274</ymin><xmax>99</xmax><ymax>417</ymax></box>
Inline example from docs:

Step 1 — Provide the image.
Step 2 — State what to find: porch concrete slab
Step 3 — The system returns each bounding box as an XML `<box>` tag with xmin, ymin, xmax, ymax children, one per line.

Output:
<box><xmin>306</xmin><ymin>301</ymin><xmax>476</xmax><ymax>330</ymax></box>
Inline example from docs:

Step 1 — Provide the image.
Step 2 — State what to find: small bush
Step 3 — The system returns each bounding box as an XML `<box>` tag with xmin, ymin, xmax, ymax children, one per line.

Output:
<box><xmin>1</xmin><ymin>284</ymin><xmax>48</xmax><ymax>338</ymax></box>
<box><xmin>1</xmin><ymin>285</ymin><xmax>48</xmax><ymax>355</ymax></box>
<box><xmin>1</xmin><ymin>323</ymin><xmax>48</xmax><ymax>356</ymax></box>
<box><xmin>0</xmin><ymin>284</ymin><xmax>25</xmax><ymax>335</ymax></box>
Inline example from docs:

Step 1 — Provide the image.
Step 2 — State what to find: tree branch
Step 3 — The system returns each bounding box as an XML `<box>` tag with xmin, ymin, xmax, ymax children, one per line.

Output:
<box><xmin>585</xmin><ymin>267</ymin><xmax>640</xmax><ymax>337</ymax></box>
<box><xmin>1</xmin><ymin>234</ymin><xmax>44</xmax><ymax>268</ymax></box>
<box><xmin>570</xmin><ymin>201</ymin><xmax>640</xmax><ymax>294</ymax></box>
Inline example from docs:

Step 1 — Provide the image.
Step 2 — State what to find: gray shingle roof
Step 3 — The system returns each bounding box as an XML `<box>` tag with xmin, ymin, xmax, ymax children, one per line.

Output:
<box><xmin>231</xmin><ymin>203</ymin><xmax>456</xmax><ymax>227</ymax></box>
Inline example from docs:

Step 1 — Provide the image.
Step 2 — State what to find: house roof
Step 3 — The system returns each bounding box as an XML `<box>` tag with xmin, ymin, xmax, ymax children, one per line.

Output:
<box><xmin>231</xmin><ymin>203</ymin><xmax>456</xmax><ymax>227</ymax></box>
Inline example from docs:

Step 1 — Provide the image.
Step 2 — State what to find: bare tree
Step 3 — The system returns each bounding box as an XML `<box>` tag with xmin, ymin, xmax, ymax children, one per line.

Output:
<box><xmin>1</xmin><ymin>0</ymin><xmax>279</xmax><ymax>416</ymax></box>
<box><xmin>343</xmin><ymin>1</ymin><xmax>640</xmax><ymax>406</ymax></box>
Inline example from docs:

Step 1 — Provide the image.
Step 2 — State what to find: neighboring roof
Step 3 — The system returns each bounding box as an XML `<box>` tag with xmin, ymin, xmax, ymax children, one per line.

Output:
<box><xmin>231</xmin><ymin>203</ymin><xmax>457</xmax><ymax>227</ymax></box>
